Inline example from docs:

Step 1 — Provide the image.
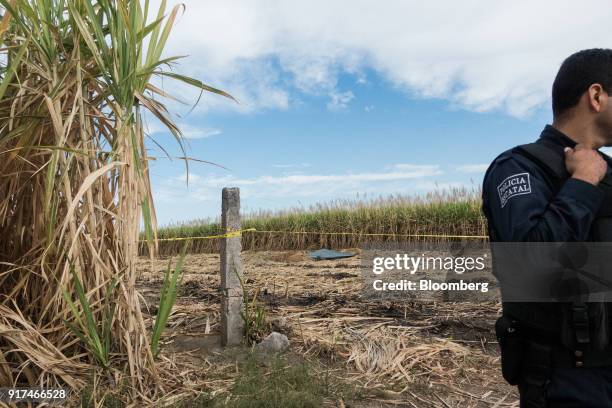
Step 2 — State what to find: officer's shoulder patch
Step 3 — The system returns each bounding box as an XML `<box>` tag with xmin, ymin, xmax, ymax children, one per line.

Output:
<box><xmin>497</xmin><ymin>172</ymin><xmax>531</xmax><ymax>208</ymax></box>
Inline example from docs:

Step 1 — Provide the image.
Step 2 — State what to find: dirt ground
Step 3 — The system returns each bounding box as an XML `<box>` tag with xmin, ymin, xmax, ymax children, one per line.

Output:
<box><xmin>135</xmin><ymin>250</ymin><xmax>519</xmax><ymax>407</ymax></box>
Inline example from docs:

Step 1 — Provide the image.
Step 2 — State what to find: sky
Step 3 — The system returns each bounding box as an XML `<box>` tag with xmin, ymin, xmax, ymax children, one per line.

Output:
<box><xmin>146</xmin><ymin>0</ymin><xmax>612</xmax><ymax>226</ymax></box>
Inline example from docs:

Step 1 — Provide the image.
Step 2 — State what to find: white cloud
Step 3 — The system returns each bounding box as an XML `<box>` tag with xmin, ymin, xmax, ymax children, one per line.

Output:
<box><xmin>144</xmin><ymin>119</ymin><xmax>167</xmax><ymax>135</ymax></box>
<box><xmin>327</xmin><ymin>90</ymin><xmax>354</xmax><ymax>111</ymax></box>
<box><xmin>182</xmin><ymin>125</ymin><xmax>222</xmax><ymax>139</ymax></box>
<box><xmin>153</xmin><ymin>0</ymin><xmax>612</xmax><ymax>117</ymax></box>
<box><xmin>389</xmin><ymin>164</ymin><xmax>441</xmax><ymax>172</ymax></box>
<box><xmin>207</xmin><ymin>165</ymin><xmax>442</xmax><ymax>187</ymax></box>
<box><xmin>456</xmin><ymin>164</ymin><xmax>489</xmax><ymax>173</ymax></box>
<box><xmin>144</xmin><ymin>119</ymin><xmax>222</xmax><ymax>139</ymax></box>
<box><xmin>272</xmin><ymin>163</ymin><xmax>311</xmax><ymax>169</ymax></box>
<box><xmin>157</xmin><ymin>164</ymin><xmax>443</xmax><ymax>203</ymax></box>
<box><xmin>173</xmin><ymin>173</ymin><xmax>201</xmax><ymax>183</ymax></box>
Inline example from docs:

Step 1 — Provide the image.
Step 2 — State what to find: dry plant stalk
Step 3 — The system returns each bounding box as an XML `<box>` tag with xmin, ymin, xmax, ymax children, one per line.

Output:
<box><xmin>0</xmin><ymin>0</ymin><xmax>231</xmax><ymax>401</ymax></box>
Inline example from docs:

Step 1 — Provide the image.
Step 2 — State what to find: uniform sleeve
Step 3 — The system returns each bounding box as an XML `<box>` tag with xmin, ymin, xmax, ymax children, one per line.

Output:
<box><xmin>483</xmin><ymin>156</ymin><xmax>603</xmax><ymax>242</ymax></box>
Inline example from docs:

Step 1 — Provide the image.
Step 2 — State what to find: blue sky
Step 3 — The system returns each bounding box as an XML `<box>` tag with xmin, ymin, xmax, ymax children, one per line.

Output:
<box><xmin>146</xmin><ymin>0</ymin><xmax>610</xmax><ymax>225</ymax></box>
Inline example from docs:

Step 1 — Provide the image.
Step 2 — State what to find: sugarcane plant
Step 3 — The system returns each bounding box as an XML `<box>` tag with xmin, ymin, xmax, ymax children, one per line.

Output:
<box><xmin>150</xmin><ymin>241</ymin><xmax>189</xmax><ymax>358</ymax></box>
<box><xmin>0</xmin><ymin>0</ymin><xmax>233</xmax><ymax>401</ymax></box>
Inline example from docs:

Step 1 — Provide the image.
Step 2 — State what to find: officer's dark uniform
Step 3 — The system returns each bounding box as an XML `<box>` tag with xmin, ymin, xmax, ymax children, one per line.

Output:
<box><xmin>482</xmin><ymin>125</ymin><xmax>612</xmax><ymax>407</ymax></box>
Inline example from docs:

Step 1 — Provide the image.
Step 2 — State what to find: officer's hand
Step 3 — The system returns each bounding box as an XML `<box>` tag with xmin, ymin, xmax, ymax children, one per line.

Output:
<box><xmin>564</xmin><ymin>144</ymin><xmax>607</xmax><ymax>186</ymax></box>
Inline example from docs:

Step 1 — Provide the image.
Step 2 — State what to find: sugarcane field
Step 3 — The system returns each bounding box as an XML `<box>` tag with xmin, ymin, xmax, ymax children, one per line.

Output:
<box><xmin>2</xmin><ymin>0</ymin><xmax>611</xmax><ymax>407</ymax></box>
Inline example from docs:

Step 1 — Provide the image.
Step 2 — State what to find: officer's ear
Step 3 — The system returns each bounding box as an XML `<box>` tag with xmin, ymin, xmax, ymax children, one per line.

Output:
<box><xmin>587</xmin><ymin>83</ymin><xmax>606</xmax><ymax>113</ymax></box>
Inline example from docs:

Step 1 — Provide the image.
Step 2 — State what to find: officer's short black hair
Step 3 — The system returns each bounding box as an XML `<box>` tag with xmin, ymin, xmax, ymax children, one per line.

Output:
<box><xmin>552</xmin><ymin>48</ymin><xmax>612</xmax><ymax>118</ymax></box>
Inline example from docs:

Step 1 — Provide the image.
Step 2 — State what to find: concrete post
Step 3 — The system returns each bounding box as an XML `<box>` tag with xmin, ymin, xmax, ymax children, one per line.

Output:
<box><xmin>220</xmin><ymin>187</ymin><xmax>244</xmax><ymax>346</ymax></box>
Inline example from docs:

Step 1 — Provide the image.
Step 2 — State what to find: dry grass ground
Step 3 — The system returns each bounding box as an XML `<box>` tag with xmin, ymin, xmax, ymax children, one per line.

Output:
<box><xmin>135</xmin><ymin>250</ymin><xmax>519</xmax><ymax>407</ymax></box>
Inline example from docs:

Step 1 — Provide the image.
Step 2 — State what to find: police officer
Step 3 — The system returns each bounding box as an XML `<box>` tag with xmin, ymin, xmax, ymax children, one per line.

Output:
<box><xmin>483</xmin><ymin>48</ymin><xmax>612</xmax><ymax>407</ymax></box>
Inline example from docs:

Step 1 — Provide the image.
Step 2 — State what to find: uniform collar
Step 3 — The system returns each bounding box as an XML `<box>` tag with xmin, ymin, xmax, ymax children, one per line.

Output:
<box><xmin>540</xmin><ymin>124</ymin><xmax>612</xmax><ymax>168</ymax></box>
<box><xmin>539</xmin><ymin>124</ymin><xmax>578</xmax><ymax>148</ymax></box>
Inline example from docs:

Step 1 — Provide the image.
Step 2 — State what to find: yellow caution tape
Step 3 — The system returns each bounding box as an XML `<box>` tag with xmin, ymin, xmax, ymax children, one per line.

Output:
<box><xmin>140</xmin><ymin>228</ymin><xmax>257</xmax><ymax>242</ymax></box>
<box><xmin>250</xmin><ymin>230</ymin><xmax>488</xmax><ymax>239</ymax></box>
<box><xmin>143</xmin><ymin>228</ymin><xmax>488</xmax><ymax>242</ymax></box>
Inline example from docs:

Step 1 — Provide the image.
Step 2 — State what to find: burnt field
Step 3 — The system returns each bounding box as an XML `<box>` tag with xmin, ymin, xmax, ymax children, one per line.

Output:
<box><xmin>136</xmin><ymin>249</ymin><xmax>518</xmax><ymax>407</ymax></box>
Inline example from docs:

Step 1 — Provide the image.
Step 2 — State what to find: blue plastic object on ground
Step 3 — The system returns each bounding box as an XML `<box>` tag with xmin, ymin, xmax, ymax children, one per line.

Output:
<box><xmin>308</xmin><ymin>248</ymin><xmax>356</xmax><ymax>260</ymax></box>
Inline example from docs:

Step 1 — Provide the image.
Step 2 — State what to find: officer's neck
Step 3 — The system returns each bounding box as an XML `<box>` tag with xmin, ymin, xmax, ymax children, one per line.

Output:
<box><xmin>551</xmin><ymin>119</ymin><xmax>607</xmax><ymax>150</ymax></box>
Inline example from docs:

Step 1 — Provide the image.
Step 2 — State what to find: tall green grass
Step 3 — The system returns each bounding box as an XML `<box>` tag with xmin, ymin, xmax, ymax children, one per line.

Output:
<box><xmin>145</xmin><ymin>188</ymin><xmax>486</xmax><ymax>255</ymax></box>
<box><xmin>151</xmin><ymin>242</ymin><xmax>189</xmax><ymax>357</ymax></box>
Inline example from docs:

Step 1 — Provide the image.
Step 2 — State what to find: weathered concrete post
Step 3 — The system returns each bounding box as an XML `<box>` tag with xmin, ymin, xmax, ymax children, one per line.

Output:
<box><xmin>220</xmin><ymin>187</ymin><xmax>244</xmax><ymax>346</ymax></box>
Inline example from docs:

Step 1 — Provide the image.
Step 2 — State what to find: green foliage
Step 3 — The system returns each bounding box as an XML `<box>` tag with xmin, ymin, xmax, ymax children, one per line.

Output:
<box><xmin>150</xmin><ymin>241</ymin><xmax>189</xmax><ymax>357</ymax></box>
<box><xmin>238</xmin><ymin>282</ymin><xmax>269</xmax><ymax>344</ymax></box>
<box><xmin>185</xmin><ymin>354</ymin><xmax>329</xmax><ymax>408</ymax></box>
<box><xmin>176</xmin><ymin>354</ymin><xmax>366</xmax><ymax>408</ymax></box>
<box><xmin>62</xmin><ymin>264</ymin><xmax>119</xmax><ymax>369</ymax></box>
<box><xmin>230</xmin><ymin>355</ymin><xmax>325</xmax><ymax>408</ymax></box>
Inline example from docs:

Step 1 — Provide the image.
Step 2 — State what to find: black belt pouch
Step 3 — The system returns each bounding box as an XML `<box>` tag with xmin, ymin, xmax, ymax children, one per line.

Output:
<box><xmin>495</xmin><ymin>315</ymin><xmax>525</xmax><ymax>385</ymax></box>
